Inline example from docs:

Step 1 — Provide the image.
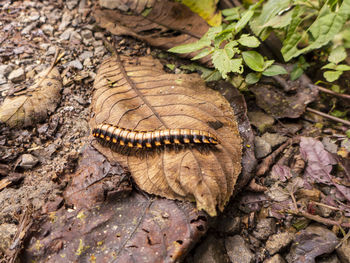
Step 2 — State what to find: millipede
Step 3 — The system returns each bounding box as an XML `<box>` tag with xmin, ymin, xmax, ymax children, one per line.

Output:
<box><xmin>92</xmin><ymin>123</ymin><xmax>220</xmax><ymax>150</ymax></box>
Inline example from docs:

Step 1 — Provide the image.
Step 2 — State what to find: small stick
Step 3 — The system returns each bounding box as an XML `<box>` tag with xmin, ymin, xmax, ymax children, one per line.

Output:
<box><xmin>306</xmin><ymin>107</ymin><xmax>350</xmax><ymax>127</ymax></box>
<box><xmin>309</xmin><ymin>84</ymin><xmax>350</xmax><ymax>100</ymax></box>
<box><xmin>256</xmin><ymin>136</ymin><xmax>300</xmax><ymax>176</ymax></box>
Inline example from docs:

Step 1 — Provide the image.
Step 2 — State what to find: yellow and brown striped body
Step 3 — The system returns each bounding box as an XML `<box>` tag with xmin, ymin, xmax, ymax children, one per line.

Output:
<box><xmin>92</xmin><ymin>124</ymin><xmax>219</xmax><ymax>149</ymax></box>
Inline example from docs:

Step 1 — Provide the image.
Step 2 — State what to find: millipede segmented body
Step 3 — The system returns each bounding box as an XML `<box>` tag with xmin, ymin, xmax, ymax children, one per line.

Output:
<box><xmin>92</xmin><ymin>124</ymin><xmax>219</xmax><ymax>149</ymax></box>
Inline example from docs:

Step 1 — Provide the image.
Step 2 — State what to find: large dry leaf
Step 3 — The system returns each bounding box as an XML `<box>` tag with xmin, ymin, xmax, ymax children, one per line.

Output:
<box><xmin>94</xmin><ymin>0</ymin><xmax>211</xmax><ymax>64</ymax></box>
<box><xmin>90</xmin><ymin>55</ymin><xmax>242</xmax><ymax>216</ymax></box>
<box><xmin>23</xmin><ymin>145</ymin><xmax>208</xmax><ymax>263</ymax></box>
<box><xmin>0</xmin><ymin>67</ymin><xmax>62</xmax><ymax>127</ymax></box>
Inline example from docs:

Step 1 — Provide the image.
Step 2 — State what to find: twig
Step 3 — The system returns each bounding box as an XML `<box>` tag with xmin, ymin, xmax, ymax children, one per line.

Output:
<box><xmin>311</xmin><ymin>201</ymin><xmax>340</xmax><ymax>211</ymax></box>
<box><xmin>309</xmin><ymin>84</ymin><xmax>350</xmax><ymax>100</ymax></box>
<box><xmin>256</xmin><ymin>136</ymin><xmax>300</xmax><ymax>176</ymax></box>
<box><xmin>306</xmin><ymin>107</ymin><xmax>350</xmax><ymax>127</ymax></box>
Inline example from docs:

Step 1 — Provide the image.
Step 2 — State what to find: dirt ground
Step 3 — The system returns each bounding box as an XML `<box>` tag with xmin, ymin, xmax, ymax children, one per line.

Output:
<box><xmin>1</xmin><ymin>1</ymin><xmax>350</xmax><ymax>263</ymax></box>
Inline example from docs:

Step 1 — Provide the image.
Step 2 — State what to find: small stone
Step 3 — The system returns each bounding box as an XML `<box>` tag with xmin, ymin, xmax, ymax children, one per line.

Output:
<box><xmin>225</xmin><ymin>235</ymin><xmax>255</xmax><ymax>263</ymax></box>
<box><xmin>0</xmin><ymin>75</ymin><xmax>6</xmax><ymax>85</ymax></box>
<box><xmin>94</xmin><ymin>32</ymin><xmax>104</xmax><ymax>39</ymax></box>
<box><xmin>19</xmin><ymin>154</ymin><xmax>39</xmax><ymax>169</ymax></box>
<box><xmin>248</xmin><ymin>111</ymin><xmax>275</xmax><ymax>132</ymax></box>
<box><xmin>68</xmin><ymin>60</ymin><xmax>83</xmax><ymax>70</ymax></box>
<box><xmin>100</xmin><ymin>0</ymin><xmax>129</xmax><ymax>11</ymax></box>
<box><xmin>261</xmin><ymin>132</ymin><xmax>288</xmax><ymax>148</ymax></box>
<box><xmin>193</xmin><ymin>234</ymin><xmax>229</xmax><ymax>263</ymax></box>
<box><xmin>254</xmin><ymin>137</ymin><xmax>272</xmax><ymax>159</ymax></box>
<box><xmin>21</xmin><ymin>22</ymin><xmax>37</xmax><ymax>35</ymax></box>
<box><xmin>39</xmin><ymin>43</ymin><xmax>50</xmax><ymax>50</ymax></box>
<box><xmin>79</xmin><ymin>51</ymin><xmax>93</xmax><ymax>61</ymax></box>
<box><xmin>60</xmin><ymin>28</ymin><xmax>74</xmax><ymax>40</ymax></box>
<box><xmin>0</xmin><ymin>223</ymin><xmax>17</xmax><ymax>253</ymax></box>
<box><xmin>253</xmin><ymin>218</ymin><xmax>276</xmax><ymax>240</ymax></box>
<box><xmin>94</xmin><ymin>46</ymin><xmax>106</xmax><ymax>57</ymax></box>
<box><xmin>66</xmin><ymin>0</ymin><xmax>78</xmax><ymax>10</ymax></box>
<box><xmin>322</xmin><ymin>137</ymin><xmax>338</xmax><ymax>154</ymax></box>
<box><xmin>0</xmin><ymin>64</ymin><xmax>13</xmax><ymax>77</ymax></box>
<box><xmin>41</xmin><ymin>24</ymin><xmax>54</xmax><ymax>35</ymax></box>
<box><xmin>263</xmin><ymin>254</ymin><xmax>286</xmax><ymax>263</ymax></box>
<box><xmin>29</xmin><ymin>12</ymin><xmax>40</xmax><ymax>21</ymax></box>
<box><xmin>83</xmin><ymin>58</ymin><xmax>92</xmax><ymax>67</ymax></box>
<box><xmin>46</xmin><ymin>46</ymin><xmax>56</xmax><ymax>56</ymax></box>
<box><xmin>58</xmin><ymin>12</ymin><xmax>72</xmax><ymax>31</ymax></box>
<box><xmin>8</xmin><ymin>68</ymin><xmax>25</xmax><ymax>83</ymax></box>
<box><xmin>81</xmin><ymin>30</ymin><xmax>93</xmax><ymax>40</ymax></box>
<box><xmin>266</xmin><ymin>232</ymin><xmax>294</xmax><ymax>255</ymax></box>
<box><xmin>336</xmin><ymin>240</ymin><xmax>350</xmax><ymax>263</ymax></box>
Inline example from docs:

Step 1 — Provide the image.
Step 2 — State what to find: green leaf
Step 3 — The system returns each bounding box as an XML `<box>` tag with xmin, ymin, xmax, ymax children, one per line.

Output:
<box><xmin>323</xmin><ymin>70</ymin><xmax>343</xmax><ymax>82</ymax></box>
<box><xmin>322</xmin><ymin>62</ymin><xmax>337</xmax><ymax>70</ymax></box>
<box><xmin>235</xmin><ymin>10</ymin><xmax>254</xmax><ymax>34</ymax></box>
<box><xmin>290</xmin><ymin>67</ymin><xmax>304</xmax><ymax>80</ymax></box>
<box><xmin>346</xmin><ymin>129</ymin><xmax>350</xmax><ymax>138</ymax></box>
<box><xmin>282</xmin><ymin>0</ymin><xmax>350</xmax><ymax>61</ymax></box>
<box><xmin>335</xmin><ymin>64</ymin><xmax>350</xmax><ymax>71</ymax></box>
<box><xmin>191</xmin><ymin>48</ymin><xmax>213</xmax><ymax>60</ymax></box>
<box><xmin>237</xmin><ymin>34</ymin><xmax>260</xmax><ymax>47</ymax></box>
<box><xmin>180</xmin><ymin>64</ymin><xmax>222</xmax><ymax>82</ymax></box>
<box><xmin>246</xmin><ymin>72</ymin><xmax>261</xmax><ymax>84</ymax></box>
<box><xmin>222</xmin><ymin>7</ymin><xmax>240</xmax><ymax>18</ymax></box>
<box><xmin>263</xmin><ymin>60</ymin><xmax>275</xmax><ymax>71</ymax></box>
<box><xmin>166</xmin><ymin>64</ymin><xmax>175</xmax><ymax>70</ymax></box>
<box><xmin>212</xmin><ymin>49</ymin><xmax>243</xmax><ymax>78</ymax></box>
<box><xmin>250</xmin><ymin>0</ymin><xmax>291</xmax><ymax>36</ymax></box>
<box><xmin>262</xmin><ymin>10</ymin><xmax>293</xmax><ymax>29</ymax></box>
<box><xmin>205</xmin><ymin>26</ymin><xmax>223</xmax><ymax>41</ymax></box>
<box><xmin>330</xmin><ymin>109</ymin><xmax>347</xmax><ymax>118</ymax></box>
<box><xmin>262</xmin><ymin>65</ymin><xmax>288</xmax><ymax>76</ymax></box>
<box><xmin>180</xmin><ymin>0</ymin><xmax>222</xmax><ymax>26</ymax></box>
<box><xmin>328</xmin><ymin>46</ymin><xmax>347</xmax><ymax>64</ymax></box>
<box><xmin>242</xmin><ymin>51</ymin><xmax>265</xmax><ymax>72</ymax></box>
<box><xmin>168</xmin><ymin>39</ymin><xmax>211</xmax><ymax>54</ymax></box>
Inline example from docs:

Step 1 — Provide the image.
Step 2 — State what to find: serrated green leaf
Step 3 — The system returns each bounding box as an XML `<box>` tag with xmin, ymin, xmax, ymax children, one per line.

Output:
<box><xmin>335</xmin><ymin>64</ymin><xmax>350</xmax><ymax>71</ymax></box>
<box><xmin>222</xmin><ymin>7</ymin><xmax>240</xmax><ymax>18</ymax></box>
<box><xmin>224</xmin><ymin>41</ymin><xmax>239</xmax><ymax>58</ymax></box>
<box><xmin>282</xmin><ymin>0</ymin><xmax>350</xmax><ymax>61</ymax></box>
<box><xmin>235</xmin><ymin>10</ymin><xmax>254</xmax><ymax>34</ymax></box>
<box><xmin>205</xmin><ymin>26</ymin><xmax>223</xmax><ymax>41</ymax></box>
<box><xmin>290</xmin><ymin>66</ymin><xmax>304</xmax><ymax>80</ymax></box>
<box><xmin>250</xmin><ymin>0</ymin><xmax>291</xmax><ymax>36</ymax></box>
<box><xmin>262</xmin><ymin>65</ymin><xmax>288</xmax><ymax>76</ymax></box>
<box><xmin>237</xmin><ymin>34</ymin><xmax>260</xmax><ymax>47</ymax></box>
<box><xmin>323</xmin><ymin>70</ymin><xmax>343</xmax><ymax>82</ymax></box>
<box><xmin>191</xmin><ymin>48</ymin><xmax>213</xmax><ymax>60</ymax></box>
<box><xmin>242</xmin><ymin>51</ymin><xmax>265</xmax><ymax>72</ymax></box>
<box><xmin>168</xmin><ymin>39</ymin><xmax>211</xmax><ymax>54</ymax></box>
<box><xmin>262</xmin><ymin>10</ymin><xmax>293</xmax><ymax>29</ymax></box>
<box><xmin>212</xmin><ymin>49</ymin><xmax>243</xmax><ymax>78</ymax></box>
<box><xmin>246</xmin><ymin>72</ymin><xmax>261</xmax><ymax>84</ymax></box>
<box><xmin>329</xmin><ymin>46</ymin><xmax>347</xmax><ymax>64</ymax></box>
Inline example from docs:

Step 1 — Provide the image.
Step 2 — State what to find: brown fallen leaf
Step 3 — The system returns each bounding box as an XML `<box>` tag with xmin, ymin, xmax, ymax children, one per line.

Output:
<box><xmin>90</xmin><ymin>55</ymin><xmax>242</xmax><ymax>216</ymax></box>
<box><xmin>94</xmin><ymin>0</ymin><xmax>211</xmax><ymax>64</ymax></box>
<box><xmin>0</xmin><ymin>66</ymin><xmax>62</xmax><ymax>127</ymax></box>
<box><xmin>23</xmin><ymin>145</ymin><xmax>209</xmax><ymax>263</ymax></box>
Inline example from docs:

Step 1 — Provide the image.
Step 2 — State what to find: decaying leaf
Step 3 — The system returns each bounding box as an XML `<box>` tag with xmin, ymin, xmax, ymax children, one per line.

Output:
<box><xmin>0</xmin><ymin>67</ymin><xmax>62</xmax><ymax>127</ymax></box>
<box><xmin>23</xmin><ymin>145</ymin><xmax>208</xmax><ymax>263</ymax></box>
<box><xmin>179</xmin><ymin>0</ymin><xmax>222</xmax><ymax>26</ymax></box>
<box><xmin>94</xmin><ymin>0</ymin><xmax>211</xmax><ymax>64</ymax></box>
<box><xmin>90</xmin><ymin>55</ymin><xmax>242</xmax><ymax>216</ymax></box>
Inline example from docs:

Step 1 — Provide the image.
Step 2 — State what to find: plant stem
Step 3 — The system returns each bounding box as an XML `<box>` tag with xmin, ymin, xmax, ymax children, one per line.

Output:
<box><xmin>306</xmin><ymin>107</ymin><xmax>350</xmax><ymax>127</ymax></box>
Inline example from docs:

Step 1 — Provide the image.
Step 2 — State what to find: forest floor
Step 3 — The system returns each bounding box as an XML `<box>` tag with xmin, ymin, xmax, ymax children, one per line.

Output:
<box><xmin>0</xmin><ymin>1</ymin><xmax>350</xmax><ymax>263</ymax></box>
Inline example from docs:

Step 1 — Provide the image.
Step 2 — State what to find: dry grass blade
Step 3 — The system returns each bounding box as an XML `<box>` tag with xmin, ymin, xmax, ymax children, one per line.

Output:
<box><xmin>94</xmin><ymin>0</ymin><xmax>211</xmax><ymax>64</ymax></box>
<box><xmin>90</xmin><ymin>55</ymin><xmax>242</xmax><ymax>216</ymax></box>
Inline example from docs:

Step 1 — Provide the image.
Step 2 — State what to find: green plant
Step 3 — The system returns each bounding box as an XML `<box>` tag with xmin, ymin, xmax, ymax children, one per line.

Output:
<box><xmin>169</xmin><ymin>0</ymin><xmax>350</xmax><ymax>84</ymax></box>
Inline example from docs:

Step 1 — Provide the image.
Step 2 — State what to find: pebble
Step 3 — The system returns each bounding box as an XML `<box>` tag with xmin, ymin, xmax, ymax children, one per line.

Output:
<box><xmin>94</xmin><ymin>46</ymin><xmax>106</xmax><ymax>57</ymax></box>
<box><xmin>58</xmin><ymin>12</ymin><xmax>72</xmax><ymax>31</ymax></box>
<box><xmin>248</xmin><ymin>111</ymin><xmax>275</xmax><ymax>132</ymax></box>
<box><xmin>0</xmin><ymin>223</ymin><xmax>17</xmax><ymax>253</ymax></box>
<box><xmin>60</xmin><ymin>28</ymin><xmax>74</xmax><ymax>40</ymax></box>
<box><xmin>19</xmin><ymin>154</ymin><xmax>39</xmax><ymax>169</ymax></box>
<box><xmin>41</xmin><ymin>24</ymin><xmax>54</xmax><ymax>35</ymax></box>
<box><xmin>0</xmin><ymin>64</ymin><xmax>13</xmax><ymax>77</ymax></box>
<box><xmin>193</xmin><ymin>234</ymin><xmax>229</xmax><ymax>263</ymax></box>
<box><xmin>100</xmin><ymin>0</ymin><xmax>129</xmax><ymax>11</ymax></box>
<box><xmin>79</xmin><ymin>51</ymin><xmax>93</xmax><ymax>61</ymax></box>
<box><xmin>66</xmin><ymin>0</ymin><xmax>79</xmax><ymax>10</ymax></box>
<box><xmin>81</xmin><ymin>30</ymin><xmax>93</xmax><ymax>40</ymax></box>
<box><xmin>266</xmin><ymin>232</ymin><xmax>294</xmax><ymax>255</ymax></box>
<box><xmin>254</xmin><ymin>136</ymin><xmax>272</xmax><ymax>159</ymax></box>
<box><xmin>252</xmin><ymin>218</ymin><xmax>276</xmax><ymax>240</ymax></box>
<box><xmin>68</xmin><ymin>59</ymin><xmax>83</xmax><ymax>70</ymax></box>
<box><xmin>94</xmin><ymin>32</ymin><xmax>104</xmax><ymax>39</ymax></box>
<box><xmin>225</xmin><ymin>235</ymin><xmax>255</xmax><ymax>263</ymax></box>
<box><xmin>21</xmin><ymin>22</ymin><xmax>37</xmax><ymax>35</ymax></box>
<box><xmin>261</xmin><ymin>132</ymin><xmax>288</xmax><ymax>148</ymax></box>
<box><xmin>0</xmin><ymin>75</ymin><xmax>6</xmax><ymax>85</ymax></box>
<box><xmin>8</xmin><ymin>68</ymin><xmax>25</xmax><ymax>83</ymax></box>
<box><xmin>263</xmin><ymin>254</ymin><xmax>286</xmax><ymax>263</ymax></box>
